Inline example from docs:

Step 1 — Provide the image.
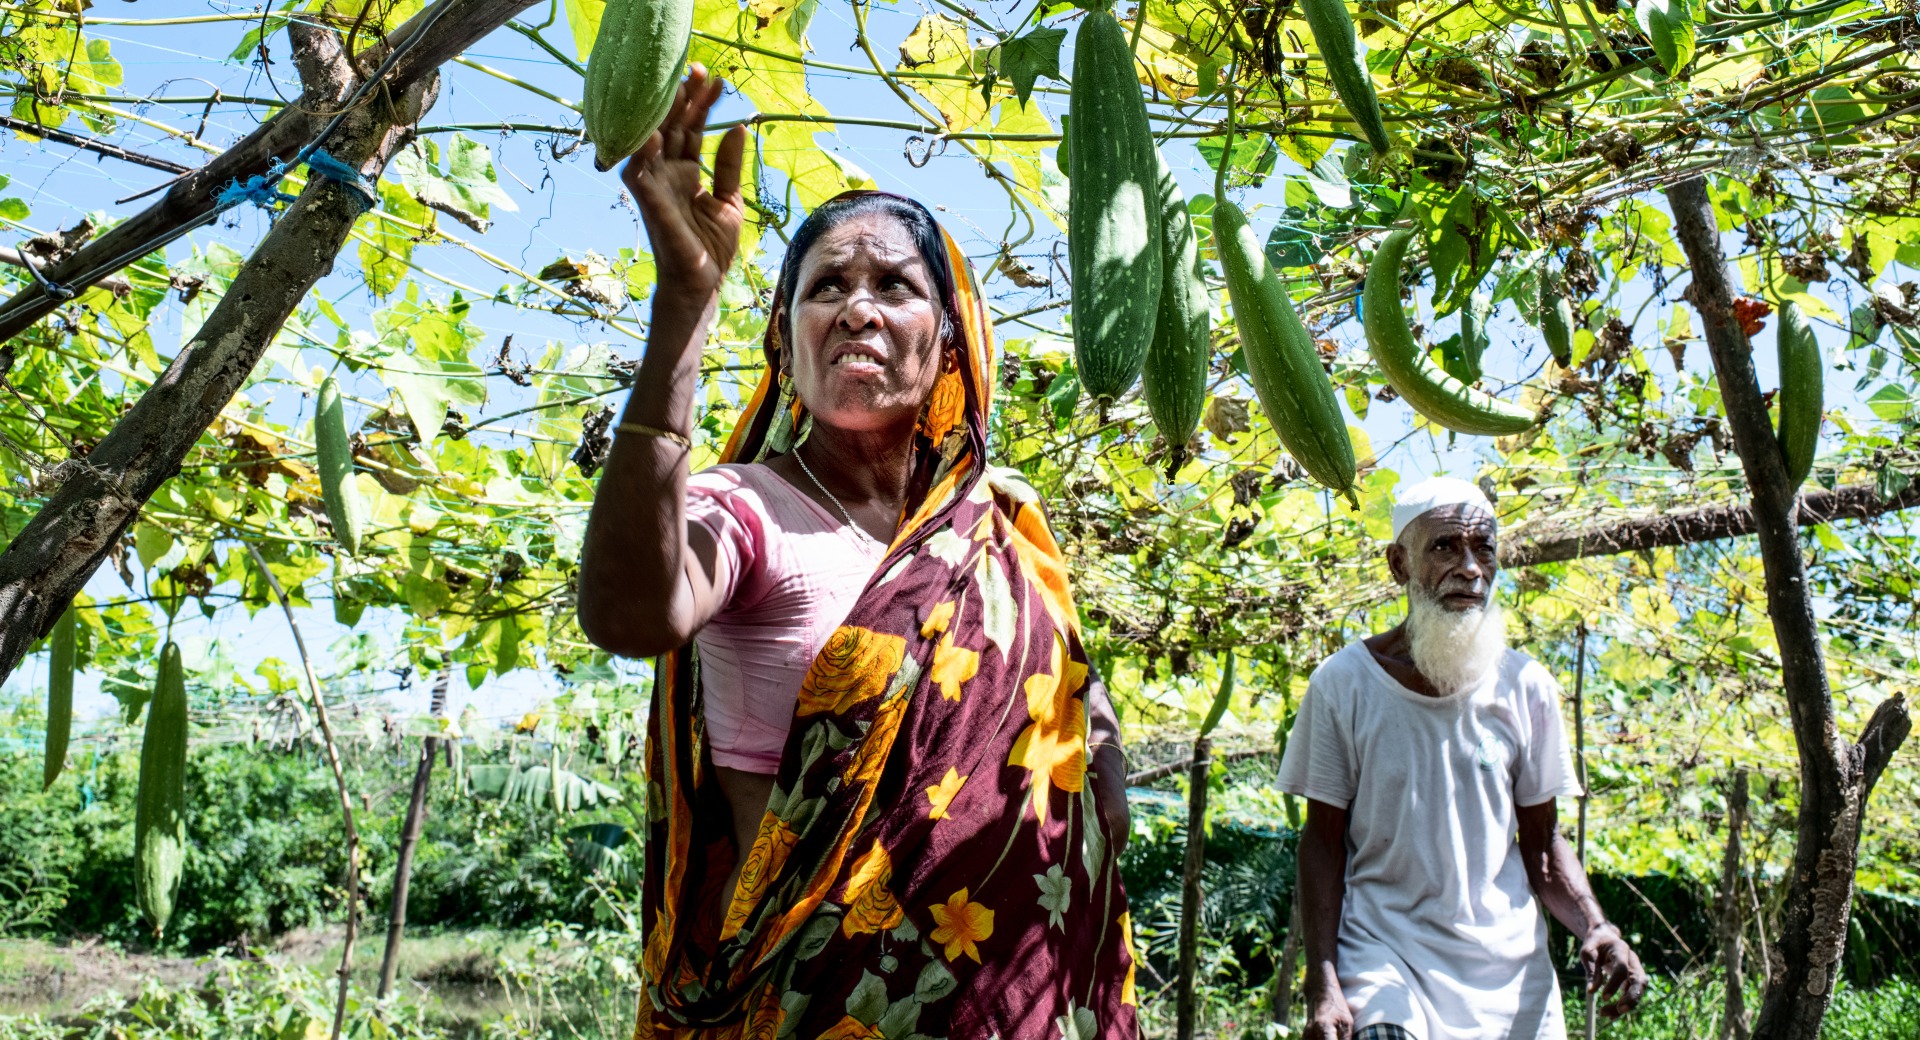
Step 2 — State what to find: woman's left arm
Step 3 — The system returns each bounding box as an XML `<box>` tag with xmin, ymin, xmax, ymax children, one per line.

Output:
<box><xmin>1087</xmin><ymin>673</ymin><xmax>1130</xmax><ymax>850</ymax></box>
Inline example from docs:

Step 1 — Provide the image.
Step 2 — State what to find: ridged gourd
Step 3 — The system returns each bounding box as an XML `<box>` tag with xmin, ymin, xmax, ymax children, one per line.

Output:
<box><xmin>1299</xmin><ymin>0</ymin><xmax>1394</xmax><ymax>154</ymax></box>
<box><xmin>583</xmin><ymin>0</ymin><xmax>697</xmax><ymax>172</ymax></box>
<box><xmin>135</xmin><ymin>641</ymin><xmax>188</xmax><ymax>939</ymax></box>
<box><xmin>1214</xmin><ymin>198</ymin><xmax>1357</xmax><ymax>501</ymax></box>
<box><xmin>1362</xmin><ymin>230</ymin><xmax>1537</xmax><ymax>436</ymax></box>
<box><xmin>1068</xmin><ymin>9</ymin><xmax>1162</xmax><ymax>407</ymax></box>
<box><xmin>1143</xmin><ymin>148</ymin><xmax>1211</xmax><ymax>469</ymax></box>
<box><xmin>1775</xmin><ymin>299</ymin><xmax>1823</xmax><ymax>487</ymax></box>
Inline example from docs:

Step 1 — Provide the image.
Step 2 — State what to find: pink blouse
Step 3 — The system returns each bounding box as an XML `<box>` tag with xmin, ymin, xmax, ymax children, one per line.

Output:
<box><xmin>684</xmin><ymin>463</ymin><xmax>887</xmax><ymax>773</ymax></box>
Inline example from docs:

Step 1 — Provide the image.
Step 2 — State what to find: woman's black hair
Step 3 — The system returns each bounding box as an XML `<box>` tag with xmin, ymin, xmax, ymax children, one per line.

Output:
<box><xmin>775</xmin><ymin>192</ymin><xmax>957</xmax><ymax>350</ymax></box>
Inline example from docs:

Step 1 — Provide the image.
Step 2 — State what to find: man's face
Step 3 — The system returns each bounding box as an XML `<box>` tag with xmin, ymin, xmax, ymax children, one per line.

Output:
<box><xmin>1389</xmin><ymin>505</ymin><xmax>1499</xmax><ymax>612</ymax></box>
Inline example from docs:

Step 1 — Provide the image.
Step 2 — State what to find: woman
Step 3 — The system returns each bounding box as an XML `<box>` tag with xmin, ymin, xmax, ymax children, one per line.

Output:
<box><xmin>579</xmin><ymin>67</ymin><xmax>1137</xmax><ymax>1040</ymax></box>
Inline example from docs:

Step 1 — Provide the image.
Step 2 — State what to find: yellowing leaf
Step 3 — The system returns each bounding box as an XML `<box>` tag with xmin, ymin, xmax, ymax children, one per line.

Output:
<box><xmin>897</xmin><ymin>15</ymin><xmax>990</xmax><ymax>131</ymax></box>
<box><xmin>564</xmin><ymin>0</ymin><xmax>605</xmax><ymax>60</ymax></box>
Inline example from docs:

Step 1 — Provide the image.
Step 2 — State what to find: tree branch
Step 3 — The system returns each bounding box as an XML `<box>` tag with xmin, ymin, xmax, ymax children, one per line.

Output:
<box><xmin>1858</xmin><ymin>694</ymin><xmax>1912</xmax><ymax>806</ymax></box>
<box><xmin>0</xmin><ymin>247</ymin><xmax>131</xmax><ymax>298</ymax></box>
<box><xmin>0</xmin><ymin>27</ymin><xmax>441</xmax><ymax>687</ymax></box>
<box><xmin>0</xmin><ymin>115</ymin><xmax>194</xmax><ymax>174</ymax></box>
<box><xmin>0</xmin><ymin>0</ymin><xmax>538</xmax><ymax>345</ymax></box>
<box><xmin>1499</xmin><ymin>480</ymin><xmax>1920</xmax><ymax>569</ymax></box>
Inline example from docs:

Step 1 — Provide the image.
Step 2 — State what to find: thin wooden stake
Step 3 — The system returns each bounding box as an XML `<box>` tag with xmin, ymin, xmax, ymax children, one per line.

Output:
<box><xmin>1175</xmin><ymin>734</ymin><xmax>1212</xmax><ymax>1040</ymax></box>
<box><xmin>1719</xmin><ymin>769</ymin><xmax>1751</xmax><ymax>1040</ymax></box>
<box><xmin>248</xmin><ymin>544</ymin><xmax>361</xmax><ymax>1040</ymax></box>
<box><xmin>377</xmin><ymin>664</ymin><xmax>450</xmax><ymax>999</ymax></box>
<box><xmin>1573</xmin><ymin>623</ymin><xmax>1596</xmax><ymax>1040</ymax></box>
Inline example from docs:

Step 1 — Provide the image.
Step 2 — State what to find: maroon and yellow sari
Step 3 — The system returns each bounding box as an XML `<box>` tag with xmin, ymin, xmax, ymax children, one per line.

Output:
<box><xmin>634</xmin><ymin>199</ymin><xmax>1138</xmax><ymax>1040</ymax></box>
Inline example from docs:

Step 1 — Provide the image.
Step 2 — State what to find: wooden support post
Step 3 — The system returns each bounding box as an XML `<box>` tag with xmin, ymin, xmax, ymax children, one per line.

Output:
<box><xmin>377</xmin><ymin>665</ymin><xmax>451</xmax><ymax>999</ymax></box>
<box><xmin>1572</xmin><ymin>624</ymin><xmax>1596</xmax><ymax>1040</ymax></box>
<box><xmin>1175</xmin><ymin>734</ymin><xmax>1212</xmax><ymax>1040</ymax></box>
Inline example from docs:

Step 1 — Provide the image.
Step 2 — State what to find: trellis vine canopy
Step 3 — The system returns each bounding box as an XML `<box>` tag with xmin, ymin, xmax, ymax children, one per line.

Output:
<box><xmin>0</xmin><ymin>0</ymin><xmax>1918</xmax><ymax>1033</ymax></box>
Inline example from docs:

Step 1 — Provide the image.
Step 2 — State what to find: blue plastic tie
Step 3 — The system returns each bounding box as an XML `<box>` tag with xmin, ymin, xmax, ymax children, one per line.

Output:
<box><xmin>304</xmin><ymin>148</ymin><xmax>377</xmax><ymax>213</ymax></box>
<box><xmin>214</xmin><ymin>158</ymin><xmax>296</xmax><ymax>215</ymax></box>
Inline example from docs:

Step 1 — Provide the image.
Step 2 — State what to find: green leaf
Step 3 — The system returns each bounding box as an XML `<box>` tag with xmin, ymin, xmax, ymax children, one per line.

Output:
<box><xmin>1197</xmin><ymin>134</ymin><xmax>1276</xmax><ymax>187</ymax></box>
<box><xmin>564</xmin><ymin>0</ymin><xmax>606</xmax><ymax>60</ymax></box>
<box><xmin>1636</xmin><ymin>0</ymin><xmax>1694</xmax><ymax>76</ymax></box>
<box><xmin>1867</xmin><ymin>384</ymin><xmax>1912</xmax><ymax>423</ymax></box>
<box><xmin>1877</xmin><ymin>462</ymin><xmax>1912</xmax><ymax>502</ymax></box>
<box><xmin>1265</xmin><ymin>211</ymin><xmax>1325</xmax><ymax>270</ymax></box>
<box><xmin>1304</xmin><ymin>153</ymin><xmax>1352</xmax><ymax>209</ymax></box>
<box><xmin>1045</xmin><ymin>361</ymin><xmax>1081</xmax><ymax>424</ymax></box>
<box><xmin>360</xmin><ymin>181</ymin><xmax>433</xmax><ymax>297</ymax></box>
<box><xmin>786</xmin><ymin>0</ymin><xmax>819</xmax><ymax>44</ymax></box>
<box><xmin>0</xmin><ymin>197</ymin><xmax>29</xmax><ymax>222</ymax></box>
<box><xmin>1000</xmin><ymin>27</ymin><xmax>1066</xmax><ymax>108</ymax></box>
<box><xmin>389</xmin><ymin>135</ymin><xmax>515</xmax><ymax>234</ymax></box>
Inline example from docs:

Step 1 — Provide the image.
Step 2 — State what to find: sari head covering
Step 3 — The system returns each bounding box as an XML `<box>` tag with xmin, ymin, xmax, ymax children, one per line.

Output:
<box><xmin>635</xmin><ymin>190</ymin><xmax>1139</xmax><ymax>1040</ymax></box>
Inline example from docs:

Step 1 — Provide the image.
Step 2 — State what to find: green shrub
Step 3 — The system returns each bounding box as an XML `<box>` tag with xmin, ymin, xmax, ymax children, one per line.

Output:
<box><xmin>0</xmin><ymin>745</ymin><xmax>626</xmax><ymax>952</ymax></box>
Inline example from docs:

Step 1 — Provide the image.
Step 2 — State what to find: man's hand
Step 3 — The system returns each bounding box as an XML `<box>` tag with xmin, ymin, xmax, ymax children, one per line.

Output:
<box><xmin>1580</xmin><ymin>924</ymin><xmax>1648</xmax><ymax>1018</ymax></box>
<box><xmin>1302</xmin><ymin>981</ymin><xmax>1353</xmax><ymax>1040</ymax></box>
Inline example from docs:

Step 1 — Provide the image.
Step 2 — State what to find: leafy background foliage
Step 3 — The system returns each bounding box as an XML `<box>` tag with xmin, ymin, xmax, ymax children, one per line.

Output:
<box><xmin>2</xmin><ymin>0</ymin><xmax>1920</xmax><ymax>1032</ymax></box>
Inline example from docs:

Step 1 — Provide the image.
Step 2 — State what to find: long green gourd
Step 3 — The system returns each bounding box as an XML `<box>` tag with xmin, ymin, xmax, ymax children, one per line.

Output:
<box><xmin>1775</xmin><ymin>299</ymin><xmax>1823</xmax><ymax>487</ymax></box>
<box><xmin>135</xmin><ymin>641</ymin><xmax>188</xmax><ymax>939</ymax></box>
<box><xmin>583</xmin><ymin>0</ymin><xmax>697</xmax><ymax>172</ymax></box>
<box><xmin>42</xmin><ymin>605</ymin><xmax>75</xmax><ymax>791</ymax></box>
<box><xmin>1299</xmin><ymin>0</ymin><xmax>1394</xmax><ymax>154</ymax></box>
<box><xmin>1541</xmin><ymin>284</ymin><xmax>1575</xmax><ymax>367</ymax></box>
<box><xmin>1069</xmin><ymin>8</ymin><xmax>1162</xmax><ymax>407</ymax></box>
<box><xmin>1363</xmin><ymin>230</ymin><xmax>1538</xmax><ymax>436</ymax></box>
<box><xmin>1143</xmin><ymin>148</ymin><xmax>1211</xmax><ymax>468</ymax></box>
<box><xmin>1214</xmin><ymin>198</ymin><xmax>1357</xmax><ymax>502</ymax></box>
<box><xmin>315</xmin><ymin>376</ymin><xmax>365</xmax><ymax>556</ymax></box>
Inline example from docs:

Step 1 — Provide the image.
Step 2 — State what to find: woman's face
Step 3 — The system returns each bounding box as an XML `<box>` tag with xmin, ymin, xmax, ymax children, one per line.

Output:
<box><xmin>783</xmin><ymin>213</ymin><xmax>946</xmax><ymax>434</ymax></box>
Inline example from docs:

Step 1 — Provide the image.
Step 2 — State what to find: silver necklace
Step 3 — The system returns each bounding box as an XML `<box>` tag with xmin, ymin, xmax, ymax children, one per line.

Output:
<box><xmin>794</xmin><ymin>443</ymin><xmax>882</xmax><ymax>546</ymax></box>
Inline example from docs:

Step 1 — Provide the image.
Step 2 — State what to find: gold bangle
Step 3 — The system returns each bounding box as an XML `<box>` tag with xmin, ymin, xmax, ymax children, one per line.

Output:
<box><xmin>615</xmin><ymin>421</ymin><xmax>691</xmax><ymax>449</ymax></box>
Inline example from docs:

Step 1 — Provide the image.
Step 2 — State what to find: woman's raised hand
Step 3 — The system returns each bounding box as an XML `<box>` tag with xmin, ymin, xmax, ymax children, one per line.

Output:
<box><xmin>621</xmin><ymin>64</ymin><xmax>750</xmax><ymax>303</ymax></box>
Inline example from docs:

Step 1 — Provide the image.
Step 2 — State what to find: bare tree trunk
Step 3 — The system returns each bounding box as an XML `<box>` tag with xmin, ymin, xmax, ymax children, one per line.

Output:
<box><xmin>0</xmin><ymin>11</ymin><xmax>508</xmax><ymax>686</ymax></box>
<box><xmin>1720</xmin><ymin>769</ymin><xmax>1752</xmax><ymax>1040</ymax></box>
<box><xmin>377</xmin><ymin>665</ymin><xmax>450</xmax><ymax>999</ymax></box>
<box><xmin>1175</xmin><ymin>735</ymin><xmax>1211</xmax><ymax>1040</ymax></box>
<box><xmin>1665</xmin><ymin>174</ymin><xmax>1911</xmax><ymax>1040</ymax></box>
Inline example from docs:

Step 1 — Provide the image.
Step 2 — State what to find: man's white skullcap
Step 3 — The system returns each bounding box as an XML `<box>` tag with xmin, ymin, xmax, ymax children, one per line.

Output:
<box><xmin>1391</xmin><ymin>477</ymin><xmax>1497</xmax><ymax>541</ymax></box>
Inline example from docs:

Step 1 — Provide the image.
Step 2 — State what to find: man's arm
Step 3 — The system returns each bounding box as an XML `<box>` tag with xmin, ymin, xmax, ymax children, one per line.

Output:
<box><xmin>1299</xmin><ymin>798</ymin><xmax>1353</xmax><ymax>1040</ymax></box>
<box><xmin>1515</xmin><ymin>799</ymin><xmax>1648</xmax><ymax>1018</ymax></box>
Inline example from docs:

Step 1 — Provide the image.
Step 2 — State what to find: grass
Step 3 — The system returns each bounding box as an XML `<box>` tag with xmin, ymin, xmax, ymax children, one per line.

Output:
<box><xmin>4</xmin><ymin>932</ymin><xmax>1920</xmax><ymax>1039</ymax></box>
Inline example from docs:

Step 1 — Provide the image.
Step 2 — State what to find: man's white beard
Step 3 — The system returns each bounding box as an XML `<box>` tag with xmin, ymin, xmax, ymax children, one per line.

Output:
<box><xmin>1406</xmin><ymin>585</ymin><xmax>1508</xmax><ymax>695</ymax></box>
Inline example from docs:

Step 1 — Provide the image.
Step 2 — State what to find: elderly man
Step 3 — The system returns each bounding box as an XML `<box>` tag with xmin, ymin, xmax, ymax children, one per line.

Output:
<box><xmin>1277</xmin><ymin>478</ymin><xmax>1647</xmax><ymax>1040</ymax></box>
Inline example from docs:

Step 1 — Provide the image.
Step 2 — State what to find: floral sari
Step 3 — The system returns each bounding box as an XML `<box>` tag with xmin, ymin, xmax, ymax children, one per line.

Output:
<box><xmin>635</xmin><ymin>194</ymin><xmax>1137</xmax><ymax>1040</ymax></box>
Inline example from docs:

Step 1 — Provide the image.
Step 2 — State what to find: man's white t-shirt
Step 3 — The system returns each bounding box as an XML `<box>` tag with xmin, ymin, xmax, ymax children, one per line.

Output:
<box><xmin>1276</xmin><ymin>641</ymin><xmax>1583</xmax><ymax>1040</ymax></box>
